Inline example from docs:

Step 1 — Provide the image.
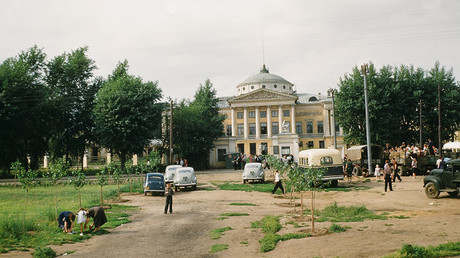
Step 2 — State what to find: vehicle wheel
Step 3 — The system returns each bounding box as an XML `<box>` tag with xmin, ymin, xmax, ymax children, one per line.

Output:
<box><xmin>193</xmin><ymin>185</ymin><xmax>197</xmax><ymax>190</ymax></box>
<box><xmin>261</xmin><ymin>179</ymin><xmax>265</xmax><ymax>183</ymax></box>
<box><xmin>161</xmin><ymin>192</ymin><xmax>165</xmax><ymax>196</ymax></box>
<box><xmin>144</xmin><ymin>192</ymin><xmax>147</xmax><ymax>196</ymax></box>
<box><xmin>243</xmin><ymin>180</ymin><xmax>246</xmax><ymax>184</ymax></box>
<box><xmin>152</xmin><ymin>192</ymin><xmax>155</xmax><ymax>196</ymax></box>
<box><xmin>175</xmin><ymin>186</ymin><xmax>178</xmax><ymax>192</ymax></box>
<box><xmin>447</xmin><ymin>191</ymin><xmax>459</xmax><ymax>197</ymax></box>
<box><xmin>330</xmin><ymin>180</ymin><xmax>338</xmax><ymax>188</ymax></box>
<box><xmin>424</xmin><ymin>182</ymin><xmax>440</xmax><ymax>199</ymax></box>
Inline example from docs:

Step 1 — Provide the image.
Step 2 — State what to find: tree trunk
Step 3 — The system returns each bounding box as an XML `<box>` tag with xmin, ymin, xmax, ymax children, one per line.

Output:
<box><xmin>117</xmin><ymin>182</ymin><xmax>120</xmax><ymax>201</ymax></box>
<box><xmin>300</xmin><ymin>192</ymin><xmax>304</xmax><ymax>220</ymax></box>
<box><xmin>79</xmin><ymin>188</ymin><xmax>82</xmax><ymax>208</ymax></box>
<box><xmin>129</xmin><ymin>174</ymin><xmax>132</xmax><ymax>193</ymax></box>
<box><xmin>290</xmin><ymin>186</ymin><xmax>296</xmax><ymax>211</ymax></box>
<box><xmin>55</xmin><ymin>186</ymin><xmax>58</xmax><ymax>221</ymax></box>
<box><xmin>120</xmin><ymin>152</ymin><xmax>126</xmax><ymax>170</ymax></box>
<box><xmin>311</xmin><ymin>191</ymin><xmax>315</xmax><ymax>233</ymax></box>
<box><xmin>100</xmin><ymin>185</ymin><xmax>103</xmax><ymax>207</ymax></box>
<box><xmin>23</xmin><ymin>189</ymin><xmax>28</xmax><ymax>231</ymax></box>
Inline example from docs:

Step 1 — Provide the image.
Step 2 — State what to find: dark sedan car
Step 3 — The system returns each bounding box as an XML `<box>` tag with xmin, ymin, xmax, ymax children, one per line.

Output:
<box><xmin>144</xmin><ymin>173</ymin><xmax>165</xmax><ymax>196</ymax></box>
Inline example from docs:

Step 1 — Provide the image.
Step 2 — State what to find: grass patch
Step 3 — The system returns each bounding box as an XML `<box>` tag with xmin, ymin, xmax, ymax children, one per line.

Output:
<box><xmin>209</xmin><ymin>227</ymin><xmax>232</xmax><ymax>239</ymax></box>
<box><xmin>33</xmin><ymin>246</ymin><xmax>56</xmax><ymax>258</ymax></box>
<box><xmin>210</xmin><ymin>244</ymin><xmax>228</xmax><ymax>253</ymax></box>
<box><xmin>324</xmin><ymin>185</ymin><xmax>371</xmax><ymax>192</ymax></box>
<box><xmin>285</xmin><ymin>220</ymin><xmax>303</xmax><ymax>228</ymax></box>
<box><xmin>329</xmin><ymin>223</ymin><xmax>350</xmax><ymax>233</ymax></box>
<box><xmin>392</xmin><ymin>215</ymin><xmax>410</xmax><ymax>219</ymax></box>
<box><xmin>259</xmin><ymin>233</ymin><xmax>309</xmax><ymax>252</ymax></box>
<box><xmin>385</xmin><ymin>224</ymin><xmax>393</xmax><ymax>227</ymax></box>
<box><xmin>229</xmin><ymin>203</ymin><xmax>257</xmax><ymax>206</ymax></box>
<box><xmin>315</xmin><ymin>202</ymin><xmax>387</xmax><ymax>222</ymax></box>
<box><xmin>240</xmin><ymin>241</ymin><xmax>248</xmax><ymax>244</ymax></box>
<box><xmin>214</xmin><ymin>181</ymin><xmax>276</xmax><ymax>193</ymax></box>
<box><xmin>385</xmin><ymin>242</ymin><xmax>460</xmax><ymax>258</ymax></box>
<box><xmin>220</xmin><ymin>213</ymin><xmax>249</xmax><ymax>217</ymax></box>
<box><xmin>260</xmin><ymin>215</ymin><xmax>281</xmax><ymax>234</ymax></box>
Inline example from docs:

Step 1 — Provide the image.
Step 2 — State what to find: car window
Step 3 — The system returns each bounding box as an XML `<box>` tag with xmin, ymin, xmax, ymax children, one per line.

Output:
<box><xmin>246</xmin><ymin>164</ymin><xmax>259</xmax><ymax>169</ymax></box>
<box><xmin>179</xmin><ymin>170</ymin><xmax>191</xmax><ymax>174</ymax></box>
<box><xmin>320</xmin><ymin>156</ymin><xmax>333</xmax><ymax>165</ymax></box>
<box><xmin>148</xmin><ymin>176</ymin><xmax>162</xmax><ymax>180</ymax></box>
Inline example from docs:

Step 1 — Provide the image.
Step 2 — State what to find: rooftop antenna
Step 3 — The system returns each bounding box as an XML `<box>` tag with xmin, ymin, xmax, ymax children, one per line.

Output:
<box><xmin>262</xmin><ymin>32</ymin><xmax>265</xmax><ymax>65</ymax></box>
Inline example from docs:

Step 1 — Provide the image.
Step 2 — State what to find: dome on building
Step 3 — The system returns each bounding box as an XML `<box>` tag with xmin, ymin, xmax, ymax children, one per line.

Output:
<box><xmin>236</xmin><ymin>65</ymin><xmax>294</xmax><ymax>95</ymax></box>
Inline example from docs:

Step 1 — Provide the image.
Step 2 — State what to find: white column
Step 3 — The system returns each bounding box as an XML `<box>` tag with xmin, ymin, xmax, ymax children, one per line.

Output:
<box><xmin>291</xmin><ymin>105</ymin><xmax>296</xmax><ymax>134</ymax></box>
<box><xmin>107</xmin><ymin>152</ymin><xmax>112</xmax><ymax>164</ymax></box>
<box><xmin>133</xmin><ymin>154</ymin><xmax>138</xmax><ymax>166</ymax></box>
<box><xmin>323</xmin><ymin>109</ymin><xmax>330</xmax><ymax>137</ymax></box>
<box><xmin>278</xmin><ymin>106</ymin><xmax>283</xmax><ymax>134</ymax></box>
<box><xmin>267</xmin><ymin>106</ymin><xmax>272</xmax><ymax>137</ymax></box>
<box><xmin>83</xmin><ymin>154</ymin><xmax>88</xmax><ymax>169</ymax></box>
<box><xmin>43</xmin><ymin>155</ymin><xmax>49</xmax><ymax>168</ymax></box>
<box><xmin>231</xmin><ymin>108</ymin><xmax>236</xmax><ymax>137</ymax></box>
<box><xmin>243</xmin><ymin>107</ymin><xmax>248</xmax><ymax>139</ymax></box>
<box><xmin>255</xmin><ymin>106</ymin><xmax>260</xmax><ymax>139</ymax></box>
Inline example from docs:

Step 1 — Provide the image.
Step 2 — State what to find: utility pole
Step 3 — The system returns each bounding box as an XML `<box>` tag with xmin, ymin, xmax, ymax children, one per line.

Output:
<box><xmin>438</xmin><ymin>83</ymin><xmax>441</xmax><ymax>152</ymax></box>
<box><xmin>362</xmin><ymin>64</ymin><xmax>373</xmax><ymax>175</ymax></box>
<box><xmin>328</xmin><ymin>88</ymin><xmax>337</xmax><ymax>149</ymax></box>
<box><xmin>169</xmin><ymin>99</ymin><xmax>173</xmax><ymax>165</ymax></box>
<box><xmin>419</xmin><ymin>99</ymin><xmax>422</xmax><ymax>147</ymax></box>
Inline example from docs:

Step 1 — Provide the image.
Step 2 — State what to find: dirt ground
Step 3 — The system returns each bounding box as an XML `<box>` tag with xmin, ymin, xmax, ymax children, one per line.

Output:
<box><xmin>3</xmin><ymin>169</ymin><xmax>460</xmax><ymax>258</ymax></box>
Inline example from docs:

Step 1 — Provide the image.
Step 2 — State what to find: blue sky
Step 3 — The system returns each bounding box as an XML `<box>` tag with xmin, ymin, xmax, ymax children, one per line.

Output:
<box><xmin>1</xmin><ymin>0</ymin><xmax>459</xmax><ymax>101</ymax></box>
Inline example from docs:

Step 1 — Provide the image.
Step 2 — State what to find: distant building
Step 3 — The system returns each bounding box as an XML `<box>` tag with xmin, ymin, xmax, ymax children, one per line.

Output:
<box><xmin>209</xmin><ymin>65</ymin><xmax>345</xmax><ymax>168</ymax></box>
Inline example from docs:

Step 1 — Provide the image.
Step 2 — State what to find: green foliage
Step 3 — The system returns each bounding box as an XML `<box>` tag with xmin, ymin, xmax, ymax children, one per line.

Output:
<box><xmin>259</xmin><ymin>233</ymin><xmax>308</xmax><ymax>252</ymax></box>
<box><xmin>33</xmin><ymin>246</ymin><xmax>56</xmax><ymax>258</ymax></box>
<box><xmin>170</xmin><ymin>79</ymin><xmax>225</xmax><ymax>170</ymax></box>
<box><xmin>96</xmin><ymin>167</ymin><xmax>109</xmax><ymax>187</ymax></box>
<box><xmin>260</xmin><ymin>215</ymin><xmax>281</xmax><ymax>234</ymax></box>
<box><xmin>229</xmin><ymin>203</ymin><xmax>257</xmax><ymax>206</ymax></box>
<box><xmin>214</xmin><ymin>181</ymin><xmax>276</xmax><ymax>193</ymax></box>
<box><xmin>93</xmin><ymin>60</ymin><xmax>162</xmax><ymax>168</ymax></box>
<box><xmin>385</xmin><ymin>242</ymin><xmax>460</xmax><ymax>258</ymax></box>
<box><xmin>328</xmin><ymin>223</ymin><xmax>350</xmax><ymax>233</ymax></box>
<box><xmin>219</xmin><ymin>213</ymin><xmax>249</xmax><ymax>217</ymax></box>
<box><xmin>210</xmin><ymin>244</ymin><xmax>228</xmax><ymax>253</ymax></box>
<box><xmin>44</xmin><ymin>158</ymin><xmax>68</xmax><ymax>184</ymax></box>
<box><xmin>336</xmin><ymin>62</ymin><xmax>460</xmax><ymax>146</ymax></box>
<box><xmin>71</xmin><ymin>170</ymin><xmax>88</xmax><ymax>189</ymax></box>
<box><xmin>316</xmin><ymin>202</ymin><xmax>387</xmax><ymax>222</ymax></box>
<box><xmin>209</xmin><ymin>227</ymin><xmax>232</xmax><ymax>239</ymax></box>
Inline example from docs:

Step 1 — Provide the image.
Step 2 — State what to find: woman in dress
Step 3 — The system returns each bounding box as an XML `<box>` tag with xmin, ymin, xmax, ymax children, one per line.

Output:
<box><xmin>84</xmin><ymin>206</ymin><xmax>107</xmax><ymax>232</ymax></box>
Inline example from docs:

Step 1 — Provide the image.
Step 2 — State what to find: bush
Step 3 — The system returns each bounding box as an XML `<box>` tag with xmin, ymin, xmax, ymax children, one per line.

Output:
<box><xmin>261</xmin><ymin>215</ymin><xmax>281</xmax><ymax>234</ymax></box>
<box><xmin>33</xmin><ymin>246</ymin><xmax>56</xmax><ymax>258</ymax></box>
<box><xmin>329</xmin><ymin>223</ymin><xmax>349</xmax><ymax>233</ymax></box>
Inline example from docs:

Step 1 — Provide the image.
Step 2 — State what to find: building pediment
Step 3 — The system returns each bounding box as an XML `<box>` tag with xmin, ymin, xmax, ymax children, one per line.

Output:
<box><xmin>228</xmin><ymin>89</ymin><xmax>297</xmax><ymax>105</ymax></box>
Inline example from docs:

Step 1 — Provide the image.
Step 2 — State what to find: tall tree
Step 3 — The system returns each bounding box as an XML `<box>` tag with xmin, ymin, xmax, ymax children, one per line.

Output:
<box><xmin>46</xmin><ymin>46</ymin><xmax>100</xmax><ymax>166</ymax></box>
<box><xmin>335</xmin><ymin>62</ymin><xmax>460</xmax><ymax>146</ymax></box>
<box><xmin>0</xmin><ymin>46</ymin><xmax>50</xmax><ymax>171</ymax></box>
<box><xmin>172</xmin><ymin>79</ymin><xmax>226</xmax><ymax>169</ymax></box>
<box><xmin>93</xmin><ymin>60</ymin><xmax>163</xmax><ymax>169</ymax></box>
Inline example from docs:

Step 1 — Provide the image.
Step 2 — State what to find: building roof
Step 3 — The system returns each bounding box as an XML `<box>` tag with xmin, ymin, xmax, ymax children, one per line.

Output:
<box><xmin>237</xmin><ymin>65</ymin><xmax>293</xmax><ymax>87</ymax></box>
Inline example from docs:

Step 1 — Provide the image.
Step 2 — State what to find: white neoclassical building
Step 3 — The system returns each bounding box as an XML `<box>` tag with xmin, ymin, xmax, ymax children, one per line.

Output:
<box><xmin>209</xmin><ymin>65</ymin><xmax>345</xmax><ymax>168</ymax></box>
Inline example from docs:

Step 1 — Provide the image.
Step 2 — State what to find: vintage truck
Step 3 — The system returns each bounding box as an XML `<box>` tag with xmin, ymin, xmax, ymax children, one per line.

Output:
<box><xmin>423</xmin><ymin>159</ymin><xmax>460</xmax><ymax>199</ymax></box>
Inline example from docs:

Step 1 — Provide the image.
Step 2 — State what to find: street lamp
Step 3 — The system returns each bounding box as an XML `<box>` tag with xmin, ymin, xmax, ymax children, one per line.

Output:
<box><xmin>362</xmin><ymin>64</ymin><xmax>373</xmax><ymax>175</ymax></box>
<box><xmin>327</xmin><ymin>88</ymin><xmax>337</xmax><ymax>149</ymax></box>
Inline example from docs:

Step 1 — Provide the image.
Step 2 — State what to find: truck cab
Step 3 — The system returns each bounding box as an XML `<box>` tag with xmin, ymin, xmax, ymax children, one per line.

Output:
<box><xmin>423</xmin><ymin>159</ymin><xmax>460</xmax><ymax>198</ymax></box>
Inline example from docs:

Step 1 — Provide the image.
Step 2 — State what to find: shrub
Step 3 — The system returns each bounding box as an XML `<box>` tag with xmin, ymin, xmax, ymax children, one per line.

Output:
<box><xmin>261</xmin><ymin>215</ymin><xmax>281</xmax><ymax>234</ymax></box>
<box><xmin>210</xmin><ymin>244</ymin><xmax>228</xmax><ymax>253</ymax></box>
<box><xmin>329</xmin><ymin>223</ymin><xmax>349</xmax><ymax>233</ymax></box>
<box><xmin>209</xmin><ymin>227</ymin><xmax>232</xmax><ymax>239</ymax></box>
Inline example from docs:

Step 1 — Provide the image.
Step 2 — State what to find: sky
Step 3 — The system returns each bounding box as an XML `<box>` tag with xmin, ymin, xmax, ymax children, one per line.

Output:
<box><xmin>1</xmin><ymin>0</ymin><xmax>460</xmax><ymax>101</ymax></box>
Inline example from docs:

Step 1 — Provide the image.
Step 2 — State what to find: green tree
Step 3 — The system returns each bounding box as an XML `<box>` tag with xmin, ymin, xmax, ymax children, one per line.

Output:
<box><xmin>12</xmin><ymin>161</ymin><xmax>37</xmax><ymax>230</ymax></box>
<box><xmin>171</xmin><ymin>79</ymin><xmax>225</xmax><ymax>169</ymax></box>
<box><xmin>46</xmin><ymin>46</ymin><xmax>101</xmax><ymax>167</ymax></box>
<box><xmin>93</xmin><ymin>60</ymin><xmax>162</xmax><ymax>169</ymax></box>
<box><xmin>335</xmin><ymin>62</ymin><xmax>460</xmax><ymax>146</ymax></box>
<box><xmin>43</xmin><ymin>158</ymin><xmax>69</xmax><ymax>220</ymax></box>
<box><xmin>71</xmin><ymin>169</ymin><xmax>88</xmax><ymax>208</ymax></box>
<box><xmin>0</xmin><ymin>46</ymin><xmax>50</xmax><ymax>171</ymax></box>
<box><xmin>111</xmin><ymin>165</ymin><xmax>124</xmax><ymax>201</ymax></box>
<box><xmin>96</xmin><ymin>167</ymin><xmax>109</xmax><ymax>207</ymax></box>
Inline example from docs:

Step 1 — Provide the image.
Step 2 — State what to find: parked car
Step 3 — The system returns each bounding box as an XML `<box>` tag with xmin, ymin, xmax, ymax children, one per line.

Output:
<box><xmin>242</xmin><ymin>163</ymin><xmax>264</xmax><ymax>183</ymax></box>
<box><xmin>298</xmin><ymin>148</ymin><xmax>344</xmax><ymax>187</ymax></box>
<box><xmin>173</xmin><ymin>167</ymin><xmax>197</xmax><ymax>191</ymax></box>
<box><xmin>164</xmin><ymin>165</ymin><xmax>183</xmax><ymax>184</ymax></box>
<box><xmin>144</xmin><ymin>173</ymin><xmax>165</xmax><ymax>196</ymax></box>
<box><xmin>423</xmin><ymin>159</ymin><xmax>460</xmax><ymax>199</ymax></box>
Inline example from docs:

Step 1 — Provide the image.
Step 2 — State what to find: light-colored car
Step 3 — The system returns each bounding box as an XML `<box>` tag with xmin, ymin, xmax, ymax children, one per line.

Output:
<box><xmin>242</xmin><ymin>163</ymin><xmax>264</xmax><ymax>183</ymax></box>
<box><xmin>164</xmin><ymin>165</ymin><xmax>183</xmax><ymax>184</ymax></box>
<box><xmin>173</xmin><ymin>167</ymin><xmax>197</xmax><ymax>191</ymax></box>
<box><xmin>143</xmin><ymin>173</ymin><xmax>165</xmax><ymax>196</ymax></box>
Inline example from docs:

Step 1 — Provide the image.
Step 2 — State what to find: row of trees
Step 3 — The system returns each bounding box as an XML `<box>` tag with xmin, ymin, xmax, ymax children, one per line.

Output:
<box><xmin>1</xmin><ymin>46</ymin><xmax>225</xmax><ymax>173</ymax></box>
<box><xmin>335</xmin><ymin>62</ymin><xmax>460</xmax><ymax>146</ymax></box>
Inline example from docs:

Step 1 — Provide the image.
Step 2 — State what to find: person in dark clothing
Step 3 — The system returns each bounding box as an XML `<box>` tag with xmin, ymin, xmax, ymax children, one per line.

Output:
<box><xmin>58</xmin><ymin>211</ymin><xmax>75</xmax><ymax>233</ymax></box>
<box><xmin>165</xmin><ymin>183</ymin><xmax>174</xmax><ymax>214</ymax></box>
<box><xmin>85</xmin><ymin>206</ymin><xmax>107</xmax><ymax>232</ymax></box>
<box><xmin>383</xmin><ymin>160</ymin><xmax>393</xmax><ymax>192</ymax></box>
<box><xmin>392</xmin><ymin>158</ymin><xmax>402</xmax><ymax>182</ymax></box>
<box><xmin>439</xmin><ymin>157</ymin><xmax>446</xmax><ymax>169</ymax></box>
<box><xmin>271</xmin><ymin>170</ymin><xmax>284</xmax><ymax>194</ymax></box>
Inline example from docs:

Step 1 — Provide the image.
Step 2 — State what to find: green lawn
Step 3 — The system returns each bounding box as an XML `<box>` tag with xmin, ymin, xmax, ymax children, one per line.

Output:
<box><xmin>0</xmin><ymin>182</ymin><xmax>139</xmax><ymax>252</ymax></box>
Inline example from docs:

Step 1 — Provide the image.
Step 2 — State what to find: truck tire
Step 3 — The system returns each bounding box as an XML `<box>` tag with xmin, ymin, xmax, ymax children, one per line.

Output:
<box><xmin>448</xmin><ymin>191</ymin><xmax>458</xmax><ymax>197</ymax></box>
<box><xmin>330</xmin><ymin>180</ymin><xmax>338</xmax><ymax>187</ymax></box>
<box><xmin>425</xmin><ymin>182</ymin><xmax>440</xmax><ymax>199</ymax></box>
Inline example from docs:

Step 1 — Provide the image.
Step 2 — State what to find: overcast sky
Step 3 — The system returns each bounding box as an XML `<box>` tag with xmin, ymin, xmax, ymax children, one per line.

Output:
<box><xmin>1</xmin><ymin>0</ymin><xmax>459</xmax><ymax>101</ymax></box>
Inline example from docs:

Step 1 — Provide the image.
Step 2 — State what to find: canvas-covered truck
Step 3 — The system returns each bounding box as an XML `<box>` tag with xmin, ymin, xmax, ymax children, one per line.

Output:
<box><xmin>347</xmin><ymin>145</ymin><xmax>385</xmax><ymax>176</ymax></box>
<box><xmin>423</xmin><ymin>159</ymin><xmax>460</xmax><ymax>199</ymax></box>
<box><xmin>388</xmin><ymin>151</ymin><xmax>438</xmax><ymax>176</ymax></box>
<box><xmin>443</xmin><ymin>142</ymin><xmax>460</xmax><ymax>160</ymax></box>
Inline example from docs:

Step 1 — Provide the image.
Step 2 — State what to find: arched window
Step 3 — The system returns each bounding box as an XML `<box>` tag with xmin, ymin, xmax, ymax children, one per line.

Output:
<box><xmin>251</xmin><ymin>86</ymin><xmax>254</xmax><ymax>89</ymax></box>
<box><xmin>262</xmin><ymin>85</ymin><xmax>266</xmax><ymax>88</ymax></box>
<box><xmin>274</xmin><ymin>85</ymin><xmax>278</xmax><ymax>88</ymax></box>
<box><xmin>309</xmin><ymin>97</ymin><xmax>318</xmax><ymax>101</ymax></box>
<box><xmin>283</xmin><ymin>85</ymin><xmax>286</xmax><ymax>89</ymax></box>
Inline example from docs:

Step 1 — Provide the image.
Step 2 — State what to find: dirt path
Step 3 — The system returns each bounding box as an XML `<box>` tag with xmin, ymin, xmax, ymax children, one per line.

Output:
<box><xmin>4</xmin><ymin>170</ymin><xmax>460</xmax><ymax>257</ymax></box>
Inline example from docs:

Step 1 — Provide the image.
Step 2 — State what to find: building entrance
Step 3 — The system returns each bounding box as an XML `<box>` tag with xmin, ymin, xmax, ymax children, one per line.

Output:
<box><xmin>250</xmin><ymin>143</ymin><xmax>256</xmax><ymax>155</ymax></box>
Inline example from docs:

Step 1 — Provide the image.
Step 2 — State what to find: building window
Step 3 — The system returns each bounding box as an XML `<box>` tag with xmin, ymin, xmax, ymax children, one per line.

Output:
<box><xmin>249</xmin><ymin>123</ymin><xmax>256</xmax><ymax>135</ymax></box>
<box><xmin>243</xmin><ymin>87</ymin><xmax>245</xmax><ymax>91</ymax></box>
<box><xmin>281</xmin><ymin>146</ymin><xmax>290</xmax><ymax>155</ymax></box>
<box><xmin>335</xmin><ymin>122</ymin><xmax>340</xmax><ymax>133</ymax></box>
<box><xmin>306</xmin><ymin>121</ymin><xmax>313</xmax><ymax>133</ymax></box>
<box><xmin>261</xmin><ymin>142</ymin><xmax>268</xmax><ymax>155</ymax></box>
<box><xmin>317</xmin><ymin>121</ymin><xmax>324</xmax><ymax>134</ymax></box>
<box><xmin>262</xmin><ymin>85</ymin><xmax>266</xmax><ymax>88</ymax></box>
<box><xmin>271</xmin><ymin>110</ymin><xmax>278</xmax><ymax>117</ymax></box>
<box><xmin>296</xmin><ymin>122</ymin><xmax>302</xmax><ymax>134</ymax></box>
<box><xmin>274</xmin><ymin>85</ymin><xmax>278</xmax><ymax>88</ymax></box>
<box><xmin>217</xmin><ymin>149</ymin><xmax>226</xmax><ymax>161</ymax></box>
<box><xmin>273</xmin><ymin>146</ymin><xmax>279</xmax><ymax>154</ymax></box>
<box><xmin>237</xmin><ymin>123</ymin><xmax>244</xmax><ymax>136</ymax></box>
<box><xmin>226</xmin><ymin>125</ymin><xmax>232</xmax><ymax>136</ymax></box>
<box><xmin>237</xmin><ymin>112</ymin><xmax>243</xmax><ymax>119</ymax></box>
<box><xmin>261</xmin><ymin>122</ymin><xmax>267</xmax><ymax>134</ymax></box>
<box><xmin>249</xmin><ymin>111</ymin><xmax>255</xmax><ymax>118</ymax></box>
<box><xmin>283</xmin><ymin>85</ymin><xmax>286</xmax><ymax>89</ymax></box>
<box><xmin>251</xmin><ymin>86</ymin><xmax>254</xmax><ymax>89</ymax></box>
<box><xmin>260</xmin><ymin>111</ymin><xmax>266</xmax><ymax>118</ymax></box>
<box><xmin>308</xmin><ymin>141</ymin><xmax>314</xmax><ymax>148</ymax></box>
<box><xmin>283</xmin><ymin>110</ymin><xmax>290</xmax><ymax>117</ymax></box>
<box><xmin>319</xmin><ymin>141</ymin><xmax>325</xmax><ymax>148</ymax></box>
<box><xmin>272</xmin><ymin>122</ymin><xmax>279</xmax><ymax>135</ymax></box>
<box><xmin>299</xmin><ymin>141</ymin><xmax>303</xmax><ymax>148</ymax></box>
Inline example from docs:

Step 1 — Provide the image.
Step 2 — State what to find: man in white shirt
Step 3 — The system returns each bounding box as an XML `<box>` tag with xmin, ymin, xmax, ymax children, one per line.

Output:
<box><xmin>271</xmin><ymin>170</ymin><xmax>284</xmax><ymax>194</ymax></box>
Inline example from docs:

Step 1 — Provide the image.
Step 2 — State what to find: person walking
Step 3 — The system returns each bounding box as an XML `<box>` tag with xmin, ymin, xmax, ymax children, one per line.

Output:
<box><xmin>383</xmin><ymin>160</ymin><xmax>393</xmax><ymax>192</ymax></box>
<box><xmin>392</xmin><ymin>158</ymin><xmax>402</xmax><ymax>182</ymax></box>
<box><xmin>345</xmin><ymin>159</ymin><xmax>353</xmax><ymax>182</ymax></box>
<box><xmin>271</xmin><ymin>170</ymin><xmax>284</xmax><ymax>194</ymax></box>
<box><xmin>164</xmin><ymin>183</ymin><xmax>174</xmax><ymax>214</ymax></box>
<box><xmin>411</xmin><ymin>157</ymin><xmax>418</xmax><ymax>179</ymax></box>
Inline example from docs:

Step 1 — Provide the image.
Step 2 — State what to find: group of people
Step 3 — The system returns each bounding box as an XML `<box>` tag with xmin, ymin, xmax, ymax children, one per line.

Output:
<box><xmin>232</xmin><ymin>153</ymin><xmax>269</xmax><ymax>170</ymax></box>
<box><xmin>173</xmin><ymin>157</ymin><xmax>188</xmax><ymax>167</ymax></box>
<box><xmin>386</xmin><ymin>139</ymin><xmax>437</xmax><ymax>158</ymax></box>
<box><xmin>58</xmin><ymin>206</ymin><xmax>107</xmax><ymax>235</ymax></box>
